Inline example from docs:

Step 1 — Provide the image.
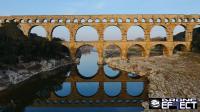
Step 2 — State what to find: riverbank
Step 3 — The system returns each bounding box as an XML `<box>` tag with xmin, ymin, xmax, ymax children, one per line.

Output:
<box><xmin>106</xmin><ymin>52</ymin><xmax>200</xmax><ymax>110</ymax></box>
<box><xmin>0</xmin><ymin>58</ymin><xmax>72</xmax><ymax>92</ymax></box>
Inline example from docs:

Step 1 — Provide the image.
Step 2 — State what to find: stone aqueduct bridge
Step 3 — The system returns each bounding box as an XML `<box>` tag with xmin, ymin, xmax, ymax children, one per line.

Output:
<box><xmin>1</xmin><ymin>14</ymin><xmax>200</xmax><ymax>64</ymax></box>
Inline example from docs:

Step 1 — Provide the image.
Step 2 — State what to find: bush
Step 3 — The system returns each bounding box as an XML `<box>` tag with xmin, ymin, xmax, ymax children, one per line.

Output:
<box><xmin>0</xmin><ymin>21</ymin><xmax>70</xmax><ymax>66</ymax></box>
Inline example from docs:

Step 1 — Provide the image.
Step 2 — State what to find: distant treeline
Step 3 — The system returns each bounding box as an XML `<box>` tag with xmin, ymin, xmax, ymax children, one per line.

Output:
<box><xmin>0</xmin><ymin>21</ymin><xmax>70</xmax><ymax>67</ymax></box>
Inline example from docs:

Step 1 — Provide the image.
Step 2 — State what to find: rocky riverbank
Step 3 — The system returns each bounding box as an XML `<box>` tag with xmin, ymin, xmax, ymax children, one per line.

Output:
<box><xmin>106</xmin><ymin>52</ymin><xmax>200</xmax><ymax>111</ymax></box>
<box><xmin>0</xmin><ymin>58</ymin><xmax>72</xmax><ymax>91</ymax></box>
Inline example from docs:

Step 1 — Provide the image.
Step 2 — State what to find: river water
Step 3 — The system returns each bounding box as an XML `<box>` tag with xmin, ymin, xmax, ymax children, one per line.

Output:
<box><xmin>0</xmin><ymin>51</ymin><xmax>148</xmax><ymax>112</ymax></box>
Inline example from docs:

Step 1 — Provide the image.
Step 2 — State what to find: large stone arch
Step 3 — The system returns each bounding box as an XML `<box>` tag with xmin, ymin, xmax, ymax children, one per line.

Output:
<box><xmin>104</xmin><ymin>82</ymin><xmax>122</xmax><ymax>97</ymax></box>
<box><xmin>173</xmin><ymin>44</ymin><xmax>187</xmax><ymax>54</ymax></box>
<box><xmin>173</xmin><ymin>24</ymin><xmax>186</xmax><ymax>41</ymax></box>
<box><xmin>28</xmin><ymin>25</ymin><xmax>47</xmax><ymax>37</ymax></box>
<box><xmin>76</xmin><ymin>82</ymin><xmax>99</xmax><ymax>97</ymax></box>
<box><xmin>75</xmin><ymin>45</ymin><xmax>99</xmax><ymax>78</ymax></box>
<box><xmin>75</xmin><ymin>44</ymin><xmax>98</xmax><ymax>58</ymax></box>
<box><xmin>104</xmin><ymin>25</ymin><xmax>122</xmax><ymax>40</ymax></box>
<box><xmin>104</xmin><ymin>44</ymin><xmax>122</xmax><ymax>58</ymax></box>
<box><xmin>75</xmin><ymin>25</ymin><xmax>99</xmax><ymax>41</ymax></box>
<box><xmin>51</xmin><ymin>25</ymin><xmax>70</xmax><ymax>41</ymax></box>
<box><xmin>127</xmin><ymin>44</ymin><xmax>146</xmax><ymax>58</ymax></box>
<box><xmin>150</xmin><ymin>44</ymin><xmax>169</xmax><ymax>56</ymax></box>
<box><xmin>127</xmin><ymin>25</ymin><xmax>145</xmax><ymax>41</ymax></box>
<box><xmin>150</xmin><ymin>25</ymin><xmax>167</xmax><ymax>41</ymax></box>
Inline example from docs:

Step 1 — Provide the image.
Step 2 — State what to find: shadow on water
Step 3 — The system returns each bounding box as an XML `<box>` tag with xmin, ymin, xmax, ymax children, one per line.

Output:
<box><xmin>0</xmin><ymin>65</ymin><xmax>71</xmax><ymax>112</ymax></box>
<box><xmin>0</xmin><ymin>50</ymin><xmax>148</xmax><ymax>112</ymax></box>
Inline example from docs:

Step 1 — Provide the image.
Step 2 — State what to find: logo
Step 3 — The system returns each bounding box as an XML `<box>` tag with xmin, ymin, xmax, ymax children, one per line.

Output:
<box><xmin>149</xmin><ymin>98</ymin><xmax>198</xmax><ymax>110</ymax></box>
<box><xmin>149</xmin><ymin>98</ymin><xmax>162</xmax><ymax>109</ymax></box>
<box><xmin>150</xmin><ymin>99</ymin><xmax>160</xmax><ymax>108</ymax></box>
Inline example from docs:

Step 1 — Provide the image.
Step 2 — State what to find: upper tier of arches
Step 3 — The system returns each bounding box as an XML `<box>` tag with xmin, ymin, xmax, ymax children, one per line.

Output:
<box><xmin>27</xmin><ymin>24</ymin><xmax>195</xmax><ymax>42</ymax></box>
<box><xmin>1</xmin><ymin>15</ymin><xmax>200</xmax><ymax>24</ymax></box>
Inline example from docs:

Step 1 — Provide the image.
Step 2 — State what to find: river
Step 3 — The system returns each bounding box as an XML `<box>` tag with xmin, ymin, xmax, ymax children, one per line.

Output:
<box><xmin>0</xmin><ymin>51</ymin><xmax>148</xmax><ymax>112</ymax></box>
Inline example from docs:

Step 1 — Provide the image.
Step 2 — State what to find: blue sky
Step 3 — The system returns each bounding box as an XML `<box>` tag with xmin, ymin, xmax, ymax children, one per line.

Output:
<box><xmin>0</xmin><ymin>0</ymin><xmax>200</xmax><ymax>15</ymax></box>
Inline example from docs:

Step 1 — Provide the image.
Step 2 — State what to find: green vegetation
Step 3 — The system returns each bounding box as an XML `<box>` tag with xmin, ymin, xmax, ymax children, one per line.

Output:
<box><xmin>0</xmin><ymin>21</ymin><xmax>70</xmax><ymax>67</ymax></box>
<box><xmin>173</xmin><ymin>27</ymin><xmax>200</xmax><ymax>52</ymax></box>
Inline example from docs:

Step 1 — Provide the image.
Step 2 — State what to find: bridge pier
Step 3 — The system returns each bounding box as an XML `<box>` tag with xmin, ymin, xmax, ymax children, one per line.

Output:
<box><xmin>98</xmin><ymin>57</ymin><xmax>104</xmax><ymax>65</ymax></box>
<box><xmin>144</xmin><ymin>49</ymin><xmax>150</xmax><ymax>58</ymax></box>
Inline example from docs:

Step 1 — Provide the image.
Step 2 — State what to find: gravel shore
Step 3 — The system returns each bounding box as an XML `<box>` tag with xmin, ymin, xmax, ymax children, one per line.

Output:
<box><xmin>106</xmin><ymin>52</ymin><xmax>200</xmax><ymax>111</ymax></box>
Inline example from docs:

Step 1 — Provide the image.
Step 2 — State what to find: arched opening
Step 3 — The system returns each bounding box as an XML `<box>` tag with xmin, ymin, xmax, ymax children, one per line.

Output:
<box><xmin>54</xmin><ymin>82</ymin><xmax>71</xmax><ymax>97</ymax></box>
<box><xmin>52</xmin><ymin>26</ymin><xmax>70</xmax><ymax>41</ymax></box>
<box><xmin>178</xmin><ymin>18</ymin><xmax>182</xmax><ymax>22</ymax></box>
<box><xmin>184</xmin><ymin>18</ymin><xmax>188</xmax><ymax>22</ymax></box>
<box><xmin>66</xmin><ymin>19</ymin><xmax>70</xmax><ymax>23</ymax></box>
<box><xmin>88</xmin><ymin>18</ymin><xmax>93</xmax><ymax>23</ymax></box>
<box><xmin>173</xmin><ymin>25</ymin><xmax>186</xmax><ymax>41</ymax></box>
<box><xmin>104</xmin><ymin>44</ymin><xmax>121</xmax><ymax>58</ymax></box>
<box><xmin>27</xmin><ymin>19</ymin><xmax>32</xmax><ymax>23</ymax></box>
<box><xmin>73</xmin><ymin>18</ymin><xmax>78</xmax><ymax>23</ymax></box>
<box><xmin>76</xmin><ymin>45</ymin><xmax>98</xmax><ymax>78</ymax></box>
<box><xmin>149</xmin><ymin>18</ymin><xmax>154</xmax><ymax>23</ymax></box>
<box><xmin>150</xmin><ymin>26</ymin><xmax>167</xmax><ymax>41</ymax></box>
<box><xmin>104</xmin><ymin>26</ymin><xmax>122</xmax><ymax>40</ymax></box>
<box><xmin>134</xmin><ymin>18</ymin><xmax>138</xmax><ymax>23</ymax></box>
<box><xmin>157</xmin><ymin>18</ymin><xmax>161</xmax><ymax>23</ymax></box>
<box><xmin>76</xmin><ymin>82</ymin><xmax>99</xmax><ymax>97</ymax></box>
<box><xmin>126</xmin><ymin>18</ymin><xmax>131</xmax><ymax>23</ymax></box>
<box><xmin>127</xmin><ymin>82</ymin><xmax>144</xmax><ymax>96</ymax></box>
<box><xmin>110</xmin><ymin>18</ymin><xmax>115</xmax><ymax>23</ymax></box>
<box><xmin>50</xmin><ymin>19</ymin><xmax>55</xmax><ymax>23</ymax></box>
<box><xmin>127</xmin><ymin>26</ymin><xmax>144</xmax><ymax>41</ymax></box>
<box><xmin>128</xmin><ymin>44</ymin><xmax>145</xmax><ymax>58</ymax></box>
<box><xmin>171</xmin><ymin>18</ymin><xmax>176</xmax><ymax>22</ymax></box>
<box><xmin>20</xmin><ymin>19</ymin><xmax>25</xmax><ymax>23</ymax></box>
<box><xmin>173</xmin><ymin>44</ymin><xmax>187</xmax><ymax>54</ymax></box>
<box><xmin>76</xmin><ymin>26</ymin><xmax>98</xmax><ymax>41</ymax></box>
<box><xmin>43</xmin><ymin>19</ymin><xmax>48</xmax><ymax>23</ymax></box>
<box><xmin>150</xmin><ymin>44</ymin><xmax>169</xmax><ymax>56</ymax></box>
<box><xmin>35</xmin><ymin>19</ymin><xmax>40</xmax><ymax>23</ymax></box>
<box><xmin>95</xmin><ymin>18</ymin><xmax>100</xmax><ymax>23</ymax></box>
<box><xmin>13</xmin><ymin>19</ymin><xmax>17</xmax><ymax>22</ymax></box>
<box><xmin>104</xmin><ymin>64</ymin><xmax>120</xmax><ymax>78</ymax></box>
<box><xmin>192</xmin><ymin>25</ymin><xmax>200</xmax><ymax>52</ymax></box>
<box><xmin>118</xmin><ymin>18</ymin><xmax>122</xmax><ymax>23</ymax></box>
<box><xmin>165</xmin><ymin>18</ymin><xmax>169</xmax><ymax>23</ymax></box>
<box><xmin>104</xmin><ymin>82</ymin><xmax>121</xmax><ymax>97</ymax></box>
<box><xmin>58</xmin><ymin>19</ymin><xmax>63</xmax><ymax>23</ymax></box>
<box><xmin>29</xmin><ymin>26</ymin><xmax>47</xmax><ymax>38</ymax></box>
<box><xmin>142</xmin><ymin>18</ymin><xmax>146</xmax><ymax>23</ymax></box>
<box><xmin>81</xmin><ymin>19</ymin><xmax>86</xmax><ymax>23</ymax></box>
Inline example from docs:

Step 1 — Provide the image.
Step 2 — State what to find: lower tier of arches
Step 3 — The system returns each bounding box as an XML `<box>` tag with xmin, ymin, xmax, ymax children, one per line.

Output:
<box><xmin>64</xmin><ymin>41</ymin><xmax>191</xmax><ymax>64</ymax></box>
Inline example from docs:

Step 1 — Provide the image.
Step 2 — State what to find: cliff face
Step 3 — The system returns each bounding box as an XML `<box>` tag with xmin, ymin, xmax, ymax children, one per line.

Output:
<box><xmin>192</xmin><ymin>27</ymin><xmax>200</xmax><ymax>52</ymax></box>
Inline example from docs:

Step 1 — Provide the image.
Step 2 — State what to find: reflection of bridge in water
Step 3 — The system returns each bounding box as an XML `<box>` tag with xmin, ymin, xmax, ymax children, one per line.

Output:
<box><xmin>0</xmin><ymin>14</ymin><xmax>199</xmax><ymax>64</ymax></box>
<box><xmin>0</xmin><ymin>64</ymin><xmax>148</xmax><ymax>109</ymax></box>
<box><xmin>32</xmin><ymin>65</ymin><xmax>148</xmax><ymax>107</ymax></box>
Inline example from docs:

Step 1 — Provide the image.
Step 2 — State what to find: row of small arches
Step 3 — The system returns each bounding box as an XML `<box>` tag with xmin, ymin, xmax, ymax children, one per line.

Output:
<box><xmin>29</xmin><ymin>25</ymin><xmax>193</xmax><ymax>41</ymax></box>
<box><xmin>54</xmin><ymin>82</ymin><xmax>144</xmax><ymax>97</ymax></box>
<box><xmin>1</xmin><ymin>17</ymin><xmax>200</xmax><ymax>24</ymax></box>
